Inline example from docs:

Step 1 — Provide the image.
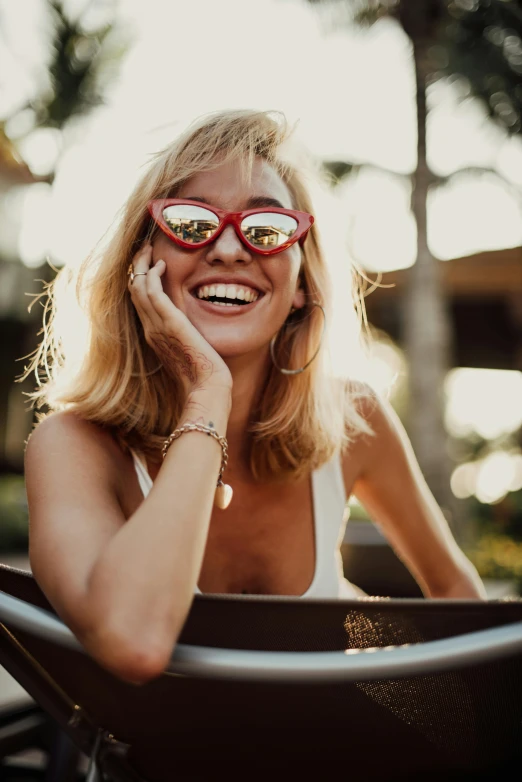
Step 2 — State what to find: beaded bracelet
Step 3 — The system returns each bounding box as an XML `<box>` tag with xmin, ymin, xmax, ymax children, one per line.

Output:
<box><xmin>162</xmin><ymin>423</ymin><xmax>233</xmax><ymax>509</ymax></box>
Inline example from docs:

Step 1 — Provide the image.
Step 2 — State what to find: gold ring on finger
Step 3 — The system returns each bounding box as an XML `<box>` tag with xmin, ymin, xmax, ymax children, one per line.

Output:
<box><xmin>127</xmin><ymin>264</ymin><xmax>148</xmax><ymax>285</ymax></box>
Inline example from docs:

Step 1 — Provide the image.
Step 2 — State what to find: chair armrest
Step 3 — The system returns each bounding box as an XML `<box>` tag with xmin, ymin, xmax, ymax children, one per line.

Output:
<box><xmin>168</xmin><ymin>621</ymin><xmax>522</xmax><ymax>681</ymax></box>
<box><xmin>1</xmin><ymin>591</ymin><xmax>521</xmax><ymax>683</ymax></box>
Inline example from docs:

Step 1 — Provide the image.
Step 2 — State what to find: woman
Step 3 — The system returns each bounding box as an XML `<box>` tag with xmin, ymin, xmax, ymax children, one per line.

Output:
<box><xmin>24</xmin><ymin>109</ymin><xmax>485</xmax><ymax>685</ymax></box>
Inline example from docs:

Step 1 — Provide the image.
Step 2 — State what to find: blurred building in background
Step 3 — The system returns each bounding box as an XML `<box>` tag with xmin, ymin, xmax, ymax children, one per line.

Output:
<box><xmin>366</xmin><ymin>245</ymin><xmax>522</xmax><ymax>372</ymax></box>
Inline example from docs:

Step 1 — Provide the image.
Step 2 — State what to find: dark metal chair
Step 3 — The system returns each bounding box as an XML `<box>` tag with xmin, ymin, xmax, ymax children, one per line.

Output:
<box><xmin>1</xmin><ymin>562</ymin><xmax>522</xmax><ymax>781</ymax></box>
<box><xmin>342</xmin><ymin>519</ymin><xmax>424</xmax><ymax>596</ymax></box>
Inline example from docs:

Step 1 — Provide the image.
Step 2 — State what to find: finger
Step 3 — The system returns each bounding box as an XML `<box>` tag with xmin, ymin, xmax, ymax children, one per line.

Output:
<box><xmin>145</xmin><ymin>261</ymin><xmax>183</xmax><ymax>324</ymax></box>
<box><xmin>128</xmin><ymin>246</ymin><xmax>157</xmax><ymax>334</ymax></box>
<box><xmin>134</xmin><ymin>242</ymin><xmax>153</xmax><ymax>269</ymax></box>
<box><xmin>130</xmin><ymin>288</ymin><xmax>155</xmax><ymax>336</ymax></box>
<box><xmin>127</xmin><ymin>243</ymin><xmax>152</xmax><ymax>292</ymax></box>
<box><xmin>151</xmin><ymin>258</ymin><xmax>166</xmax><ymax>276</ymax></box>
<box><xmin>133</xmin><ymin>257</ymin><xmax>184</xmax><ymax>343</ymax></box>
<box><xmin>140</xmin><ymin>260</ymin><xmax>170</xmax><ymax>331</ymax></box>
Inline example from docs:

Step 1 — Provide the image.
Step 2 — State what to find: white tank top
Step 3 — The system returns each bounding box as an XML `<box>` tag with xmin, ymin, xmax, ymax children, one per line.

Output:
<box><xmin>129</xmin><ymin>449</ymin><xmax>364</xmax><ymax>599</ymax></box>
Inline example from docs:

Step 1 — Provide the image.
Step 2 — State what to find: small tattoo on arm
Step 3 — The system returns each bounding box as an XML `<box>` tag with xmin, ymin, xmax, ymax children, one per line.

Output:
<box><xmin>184</xmin><ymin>395</ymin><xmax>210</xmax><ymax>420</ymax></box>
<box><xmin>149</xmin><ymin>334</ymin><xmax>213</xmax><ymax>386</ymax></box>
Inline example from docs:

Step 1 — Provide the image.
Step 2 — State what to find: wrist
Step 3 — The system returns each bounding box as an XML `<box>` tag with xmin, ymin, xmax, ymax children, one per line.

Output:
<box><xmin>188</xmin><ymin>384</ymin><xmax>232</xmax><ymax>405</ymax></box>
<box><xmin>182</xmin><ymin>386</ymin><xmax>232</xmax><ymax>429</ymax></box>
<box><xmin>429</xmin><ymin>567</ymin><xmax>487</xmax><ymax>600</ymax></box>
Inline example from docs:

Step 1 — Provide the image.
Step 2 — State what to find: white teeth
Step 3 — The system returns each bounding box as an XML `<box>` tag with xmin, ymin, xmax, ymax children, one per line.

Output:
<box><xmin>195</xmin><ymin>282</ymin><xmax>261</xmax><ymax>303</ymax></box>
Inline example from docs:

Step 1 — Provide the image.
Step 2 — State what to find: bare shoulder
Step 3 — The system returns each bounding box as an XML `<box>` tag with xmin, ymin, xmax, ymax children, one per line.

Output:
<box><xmin>26</xmin><ymin>410</ymin><xmax>123</xmax><ymax>491</ymax></box>
<box><xmin>27</xmin><ymin>409</ymin><xmax>119</xmax><ymax>459</ymax></box>
<box><xmin>345</xmin><ymin>378</ymin><xmax>380</xmax><ymax>420</ymax></box>
<box><xmin>340</xmin><ymin>380</ymin><xmax>397</xmax><ymax>486</ymax></box>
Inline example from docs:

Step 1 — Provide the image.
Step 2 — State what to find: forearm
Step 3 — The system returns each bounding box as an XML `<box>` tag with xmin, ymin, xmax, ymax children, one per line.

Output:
<box><xmin>82</xmin><ymin>387</ymin><xmax>231</xmax><ymax>679</ymax></box>
<box><xmin>426</xmin><ymin>558</ymin><xmax>487</xmax><ymax>600</ymax></box>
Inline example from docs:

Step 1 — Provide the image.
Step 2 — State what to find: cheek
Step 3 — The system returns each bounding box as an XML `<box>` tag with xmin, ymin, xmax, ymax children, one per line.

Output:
<box><xmin>153</xmin><ymin>237</ymin><xmax>193</xmax><ymax>278</ymax></box>
<box><xmin>270</xmin><ymin>248</ymin><xmax>302</xmax><ymax>294</ymax></box>
<box><xmin>153</xmin><ymin>235</ymin><xmax>179</xmax><ymax>262</ymax></box>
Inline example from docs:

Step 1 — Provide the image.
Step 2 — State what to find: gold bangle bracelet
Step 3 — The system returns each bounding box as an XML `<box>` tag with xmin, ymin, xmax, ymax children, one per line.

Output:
<box><xmin>162</xmin><ymin>423</ymin><xmax>233</xmax><ymax>509</ymax></box>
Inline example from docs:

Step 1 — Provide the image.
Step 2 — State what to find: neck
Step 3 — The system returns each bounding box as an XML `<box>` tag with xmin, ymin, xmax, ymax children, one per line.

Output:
<box><xmin>222</xmin><ymin>347</ymin><xmax>272</xmax><ymax>473</ymax></box>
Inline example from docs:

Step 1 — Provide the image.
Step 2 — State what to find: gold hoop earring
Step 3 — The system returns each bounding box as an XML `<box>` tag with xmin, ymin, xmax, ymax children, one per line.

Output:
<box><xmin>270</xmin><ymin>301</ymin><xmax>326</xmax><ymax>376</ymax></box>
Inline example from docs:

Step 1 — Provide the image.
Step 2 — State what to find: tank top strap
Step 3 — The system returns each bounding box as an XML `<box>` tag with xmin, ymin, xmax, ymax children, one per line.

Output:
<box><xmin>312</xmin><ymin>450</ymin><xmax>347</xmax><ymax>542</ymax></box>
<box><xmin>330</xmin><ymin>449</ymin><xmax>348</xmax><ymax>510</ymax></box>
<box><xmin>129</xmin><ymin>448</ymin><xmax>153</xmax><ymax>498</ymax></box>
<box><xmin>302</xmin><ymin>450</ymin><xmax>349</xmax><ymax>598</ymax></box>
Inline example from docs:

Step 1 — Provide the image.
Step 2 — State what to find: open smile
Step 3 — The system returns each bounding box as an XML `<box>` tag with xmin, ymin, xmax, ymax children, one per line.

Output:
<box><xmin>189</xmin><ymin>281</ymin><xmax>265</xmax><ymax>315</ymax></box>
<box><xmin>189</xmin><ymin>292</ymin><xmax>264</xmax><ymax>315</ymax></box>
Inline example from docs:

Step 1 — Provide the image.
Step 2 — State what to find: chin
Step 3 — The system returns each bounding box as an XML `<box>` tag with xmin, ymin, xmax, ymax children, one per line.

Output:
<box><xmin>196</xmin><ymin>328</ymin><xmax>266</xmax><ymax>361</ymax></box>
<box><xmin>208</xmin><ymin>338</ymin><xmax>266</xmax><ymax>361</ymax></box>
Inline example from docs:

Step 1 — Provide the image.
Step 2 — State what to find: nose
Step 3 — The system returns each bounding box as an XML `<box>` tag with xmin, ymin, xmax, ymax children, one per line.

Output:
<box><xmin>205</xmin><ymin>225</ymin><xmax>252</xmax><ymax>265</ymax></box>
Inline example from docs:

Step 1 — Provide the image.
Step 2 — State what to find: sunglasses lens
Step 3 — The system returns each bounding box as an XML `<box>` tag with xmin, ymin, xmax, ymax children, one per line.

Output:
<box><xmin>162</xmin><ymin>205</ymin><xmax>219</xmax><ymax>244</ymax></box>
<box><xmin>240</xmin><ymin>212</ymin><xmax>298</xmax><ymax>250</ymax></box>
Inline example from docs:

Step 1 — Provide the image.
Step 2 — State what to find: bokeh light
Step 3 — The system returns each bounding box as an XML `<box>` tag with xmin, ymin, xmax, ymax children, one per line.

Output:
<box><xmin>445</xmin><ymin>368</ymin><xmax>522</xmax><ymax>440</ymax></box>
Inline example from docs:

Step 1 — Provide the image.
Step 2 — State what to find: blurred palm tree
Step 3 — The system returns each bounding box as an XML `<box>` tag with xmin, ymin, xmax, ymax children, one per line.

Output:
<box><xmin>305</xmin><ymin>0</ymin><xmax>522</xmax><ymax>542</ymax></box>
<box><xmin>1</xmin><ymin>0</ymin><xmax>129</xmax><ymax>174</ymax></box>
<box><xmin>0</xmin><ymin>0</ymin><xmax>128</xmax><ymax>473</ymax></box>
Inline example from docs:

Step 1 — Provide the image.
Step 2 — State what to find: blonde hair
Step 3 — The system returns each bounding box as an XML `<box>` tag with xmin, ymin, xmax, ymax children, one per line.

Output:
<box><xmin>24</xmin><ymin>109</ymin><xmax>374</xmax><ymax>481</ymax></box>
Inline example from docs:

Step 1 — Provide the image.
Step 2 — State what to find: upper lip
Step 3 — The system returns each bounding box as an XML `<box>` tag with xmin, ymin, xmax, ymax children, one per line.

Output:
<box><xmin>190</xmin><ymin>277</ymin><xmax>264</xmax><ymax>294</ymax></box>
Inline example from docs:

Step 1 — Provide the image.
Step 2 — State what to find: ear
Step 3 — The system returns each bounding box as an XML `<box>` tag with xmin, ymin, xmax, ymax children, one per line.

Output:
<box><xmin>292</xmin><ymin>279</ymin><xmax>306</xmax><ymax>310</ymax></box>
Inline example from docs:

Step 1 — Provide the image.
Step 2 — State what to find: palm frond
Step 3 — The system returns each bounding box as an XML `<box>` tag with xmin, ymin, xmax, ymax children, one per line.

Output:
<box><xmin>33</xmin><ymin>0</ymin><xmax>128</xmax><ymax>129</ymax></box>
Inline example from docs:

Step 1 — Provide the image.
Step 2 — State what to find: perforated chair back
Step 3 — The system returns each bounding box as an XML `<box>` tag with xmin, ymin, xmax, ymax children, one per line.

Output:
<box><xmin>1</xmin><ymin>563</ymin><xmax>522</xmax><ymax>781</ymax></box>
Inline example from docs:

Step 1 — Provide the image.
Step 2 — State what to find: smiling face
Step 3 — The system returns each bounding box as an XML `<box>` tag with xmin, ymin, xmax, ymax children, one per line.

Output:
<box><xmin>151</xmin><ymin>156</ymin><xmax>307</xmax><ymax>360</ymax></box>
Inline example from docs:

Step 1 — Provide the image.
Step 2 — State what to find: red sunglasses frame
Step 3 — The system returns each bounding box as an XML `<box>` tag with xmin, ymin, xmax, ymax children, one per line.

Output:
<box><xmin>148</xmin><ymin>199</ymin><xmax>314</xmax><ymax>256</ymax></box>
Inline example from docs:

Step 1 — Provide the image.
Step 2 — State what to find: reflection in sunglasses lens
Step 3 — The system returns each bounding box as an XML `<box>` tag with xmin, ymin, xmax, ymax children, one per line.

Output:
<box><xmin>161</xmin><ymin>205</ymin><xmax>299</xmax><ymax>250</ymax></box>
<box><xmin>241</xmin><ymin>212</ymin><xmax>298</xmax><ymax>249</ymax></box>
<box><xmin>162</xmin><ymin>205</ymin><xmax>219</xmax><ymax>244</ymax></box>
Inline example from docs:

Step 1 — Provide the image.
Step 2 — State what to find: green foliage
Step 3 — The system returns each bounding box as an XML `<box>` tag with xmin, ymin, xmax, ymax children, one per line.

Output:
<box><xmin>467</xmin><ymin>533</ymin><xmax>522</xmax><ymax>592</ymax></box>
<box><xmin>41</xmin><ymin>1</ymin><xmax>113</xmax><ymax>127</ymax></box>
<box><xmin>469</xmin><ymin>486</ymin><xmax>522</xmax><ymax>540</ymax></box>
<box><xmin>451</xmin><ymin>426</ymin><xmax>522</xmax><ymax>541</ymax></box>
<box><xmin>442</xmin><ymin>0</ymin><xmax>522</xmax><ymax>135</ymax></box>
<box><xmin>347</xmin><ymin>497</ymin><xmax>373</xmax><ymax>520</ymax></box>
<box><xmin>322</xmin><ymin>160</ymin><xmax>355</xmax><ymax>185</ymax></box>
<box><xmin>0</xmin><ymin>475</ymin><xmax>29</xmax><ymax>553</ymax></box>
<box><xmin>305</xmin><ymin>0</ymin><xmax>399</xmax><ymax>26</ymax></box>
<box><xmin>7</xmin><ymin>0</ymin><xmax>129</xmax><ymax>138</ymax></box>
<box><xmin>352</xmin><ymin>0</ymin><xmax>400</xmax><ymax>26</ymax></box>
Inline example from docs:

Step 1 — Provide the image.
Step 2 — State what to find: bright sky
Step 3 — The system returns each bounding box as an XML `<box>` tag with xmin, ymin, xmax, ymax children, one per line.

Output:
<box><xmin>1</xmin><ymin>0</ymin><xmax>520</xmax><ymax>271</ymax></box>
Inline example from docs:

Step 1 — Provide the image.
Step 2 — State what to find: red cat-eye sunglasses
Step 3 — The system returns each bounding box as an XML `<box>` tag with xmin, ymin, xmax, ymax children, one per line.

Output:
<box><xmin>148</xmin><ymin>199</ymin><xmax>314</xmax><ymax>256</ymax></box>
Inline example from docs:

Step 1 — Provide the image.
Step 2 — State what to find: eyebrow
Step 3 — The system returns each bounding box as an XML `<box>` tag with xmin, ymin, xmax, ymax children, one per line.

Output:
<box><xmin>183</xmin><ymin>195</ymin><xmax>287</xmax><ymax>210</ymax></box>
